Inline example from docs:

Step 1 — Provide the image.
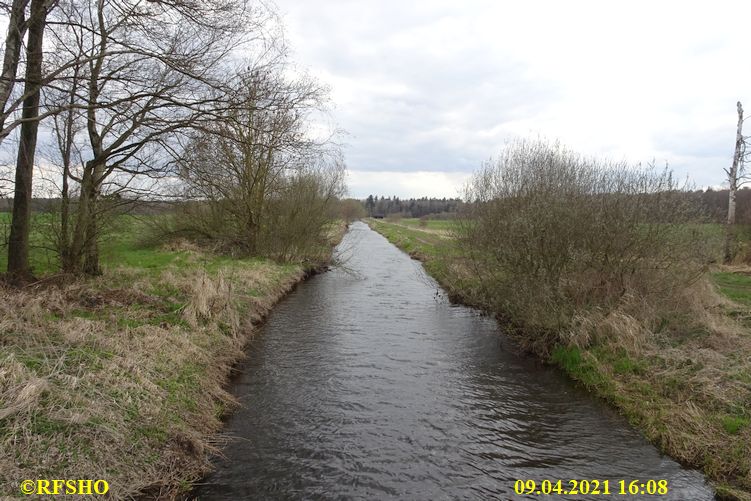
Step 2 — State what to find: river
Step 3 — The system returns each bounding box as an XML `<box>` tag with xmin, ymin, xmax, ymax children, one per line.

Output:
<box><xmin>193</xmin><ymin>221</ymin><xmax>713</xmax><ymax>500</ymax></box>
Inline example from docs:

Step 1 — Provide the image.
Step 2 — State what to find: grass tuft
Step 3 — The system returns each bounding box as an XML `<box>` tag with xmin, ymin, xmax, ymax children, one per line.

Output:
<box><xmin>721</xmin><ymin>415</ymin><xmax>750</xmax><ymax>435</ymax></box>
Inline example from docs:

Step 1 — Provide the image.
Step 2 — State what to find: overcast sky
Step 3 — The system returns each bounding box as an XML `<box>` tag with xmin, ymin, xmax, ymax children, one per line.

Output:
<box><xmin>274</xmin><ymin>0</ymin><xmax>751</xmax><ymax>199</ymax></box>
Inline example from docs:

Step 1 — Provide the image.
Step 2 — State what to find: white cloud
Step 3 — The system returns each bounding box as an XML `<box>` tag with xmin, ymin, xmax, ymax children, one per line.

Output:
<box><xmin>346</xmin><ymin>170</ymin><xmax>470</xmax><ymax>199</ymax></box>
<box><xmin>275</xmin><ymin>0</ymin><xmax>751</xmax><ymax>194</ymax></box>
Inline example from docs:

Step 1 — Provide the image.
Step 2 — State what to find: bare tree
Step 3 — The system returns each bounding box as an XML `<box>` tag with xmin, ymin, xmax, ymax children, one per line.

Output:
<box><xmin>173</xmin><ymin>67</ymin><xmax>344</xmax><ymax>260</ymax></box>
<box><xmin>0</xmin><ymin>0</ymin><xmax>31</xmax><ymax>135</ymax></box>
<box><xmin>724</xmin><ymin>101</ymin><xmax>746</xmax><ymax>263</ymax></box>
<box><xmin>42</xmin><ymin>0</ymin><xmax>265</xmax><ymax>275</ymax></box>
<box><xmin>6</xmin><ymin>0</ymin><xmax>54</xmax><ymax>282</ymax></box>
<box><xmin>41</xmin><ymin>56</ymin><xmax>83</xmax><ymax>270</ymax></box>
<box><xmin>459</xmin><ymin>139</ymin><xmax>709</xmax><ymax>345</ymax></box>
<box><xmin>0</xmin><ymin>0</ymin><xmax>72</xmax><ymax>147</ymax></box>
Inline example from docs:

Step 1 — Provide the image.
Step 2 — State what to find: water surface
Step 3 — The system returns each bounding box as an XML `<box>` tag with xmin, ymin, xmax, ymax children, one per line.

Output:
<box><xmin>195</xmin><ymin>222</ymin><xmax>712</xmax><ymax>500</ymax></box>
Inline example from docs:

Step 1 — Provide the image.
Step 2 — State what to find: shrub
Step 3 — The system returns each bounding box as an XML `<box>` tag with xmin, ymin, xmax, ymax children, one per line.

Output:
<box><xmin>459</xmin><ymin>139</ymin><xmax>714</xmax><ymax>342</ymax></box>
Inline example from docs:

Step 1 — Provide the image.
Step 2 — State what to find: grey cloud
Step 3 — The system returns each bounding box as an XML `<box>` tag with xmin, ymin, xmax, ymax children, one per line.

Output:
<box><xmin>280</xmin><ymin>0</ymin><xmax>561</xmax><ymax>173</ymax></box>
<box><xmin>278</xmin><ymin>0</ymin><xmax>749</xmax><ymax>192</ymax></box>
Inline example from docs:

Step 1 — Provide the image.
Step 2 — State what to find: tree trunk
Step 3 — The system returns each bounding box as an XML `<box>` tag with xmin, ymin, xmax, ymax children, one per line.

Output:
<box><xmin>7</xmin><ymin>0</ymin><xmax>47</xmax><ymax>283</ymax></box>
<box><xmin>82</xmin><ymin>160</ymin><xmax>104</xmax><ymax>275</ymax></box>
<box><xmin>59</xmin><ymin>178</ymin><xmax>72</xmax><ymax>270</ymax></box>
<box><xmin>81</xmin><ymin>200</ymin><xmax>101</xmax><ymax>275</ymax></box>
<box><xmin>0</xmin><ymin>0</ymin><xmax>30</xmax><ymax>141</ymax></box>
<box><xmin>58</xmin><ymin>70</ymin><xmax>79</xmax><ymax>271</ymax></box>
<box><xmin>66</xmin><ymin>164</ymin><xmax>92</xmax><ymax>274</ymax></box>
<box><xmin>724</xmin><ymin>101</ymin><xmax>744</xmax><ymax>264</ymax></box>
<box><xmin>66</xmin><ymin>160</ymin><xmax>103</xmax><ymax>276</ymax></box>
<box><xmin>59</xmin><ymin>126</ymin><xmax>72</xmax><ymax>270</ymax></box>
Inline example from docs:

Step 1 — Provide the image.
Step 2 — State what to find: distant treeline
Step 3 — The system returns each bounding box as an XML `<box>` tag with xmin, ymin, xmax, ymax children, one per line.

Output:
<box><xmin>691</xmin><ymin>187</ymin><xmax>751</xmax><ymax>223</ymax></box>
<box><xmin>2</xmin><ymin>185</ymin><xmax>747</xmax><ymax>224</ymax></box>
<box><xmin>357</xmin><ymin>188</ymin><xmax>751</xmax><ymax>223</ymax></box>
<box><xmin>6</xmin><ymin>187</ymin><xmax>749</xmax><ymax>223</ymax></box>
<box><xmin>363</xmin><ymin>195</ymin><xmax>462</xmax><ymax>218</ymax></box>
<box><xmin>0</xmin><ymin>198</ymin><xmax>172</xmax><ymax>215</ymax></box>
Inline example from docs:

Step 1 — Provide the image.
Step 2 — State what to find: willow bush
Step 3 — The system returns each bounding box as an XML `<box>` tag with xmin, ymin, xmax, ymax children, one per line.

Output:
<box><xmin>459</xmin><ymin>139</ymin><xmax>716</xmax><ymax>343</ymax></box>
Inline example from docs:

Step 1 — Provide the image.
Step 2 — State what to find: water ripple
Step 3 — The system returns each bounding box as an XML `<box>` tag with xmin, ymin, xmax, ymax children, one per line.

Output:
<box><xmin>195</xmin><ymin>222</ymin><xmax>713</xmax><ymax>500</ymax></box>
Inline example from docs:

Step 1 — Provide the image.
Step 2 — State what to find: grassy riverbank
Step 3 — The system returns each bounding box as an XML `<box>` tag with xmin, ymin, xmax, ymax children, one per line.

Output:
<box><xmin>0</xmin><ymin>217</ymin><xmax>345</xmax><ymax>498</ymax></box>
<box><xmin>369</xmin><ymin>218</ymin><xmax>751</xmax><ymax>501</ymax></box>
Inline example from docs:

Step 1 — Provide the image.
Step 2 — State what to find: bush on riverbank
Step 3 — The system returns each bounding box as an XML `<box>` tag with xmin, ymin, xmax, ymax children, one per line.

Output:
<box><xmin>459</xmin><ymin>139</ymin><xmax>716</xmax><ymax>351</ymax></box>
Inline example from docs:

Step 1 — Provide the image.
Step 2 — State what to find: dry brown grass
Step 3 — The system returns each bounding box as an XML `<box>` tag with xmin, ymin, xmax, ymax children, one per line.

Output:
<box><xmin>0</xmin><ymin>256</ymin><xmax>308</xmax><ymax>499</ymax></box>
<box><xmin>564</xmin><ymin>277</ymin><xmax>751</xmax><ymax>500</ymax></box>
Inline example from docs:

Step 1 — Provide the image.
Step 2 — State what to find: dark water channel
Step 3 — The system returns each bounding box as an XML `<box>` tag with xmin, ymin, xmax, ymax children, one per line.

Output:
<box><xmin>194</xmin><ymin>222</ymin><xmax>713</xmax><ymax>500</ymax></box>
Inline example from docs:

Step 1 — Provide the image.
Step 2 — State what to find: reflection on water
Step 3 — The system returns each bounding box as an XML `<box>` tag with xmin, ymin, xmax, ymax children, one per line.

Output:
<box><xmin>194</xmin><ymin>222</ymin><xmax>713</xmax><ymax>500</ymax></box>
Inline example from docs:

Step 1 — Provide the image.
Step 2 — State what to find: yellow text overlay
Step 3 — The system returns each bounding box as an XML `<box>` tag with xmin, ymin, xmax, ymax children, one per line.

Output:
<box><xmin>20</xmin><ymin>479</ymin><xmax>109</xmax><ymax>495</ymax></box>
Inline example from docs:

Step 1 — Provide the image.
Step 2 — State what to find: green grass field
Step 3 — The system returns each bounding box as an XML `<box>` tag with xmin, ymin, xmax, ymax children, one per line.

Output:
<box><xmin>382</xmin><ymin>217</ymin><xmax>741</xmax><ymax>257</ymax></box>
<box><xmin>0</xmin><ymin>213</ymin><xmax>286</xmax><ymax>280</ymax></box>
<box><xmin>713</xmin><ymin>272</ymin><xmax>751</xmax><ymax>306</ymax></box>
<box><xmin>384</xmin><ymin>217</ymin><xmax>458</xmax><ymax>232</ymax></box>
<box><xmin>0</xmin><ymin>213</ymin><xmax>192</xmax><ymax>275</ymax></box>
<box><xmin>0</xmin><ymin>212</ymin><xmax>343</xmax><ymax>279</ymax></box>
